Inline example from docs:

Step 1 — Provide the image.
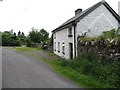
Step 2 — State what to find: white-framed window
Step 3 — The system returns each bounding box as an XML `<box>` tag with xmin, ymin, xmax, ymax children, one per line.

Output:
<box><xmin>58</xmin><ymin>42</ymin><xmax>60</xmax><ymax>52</ymax></box>
<box><xmin>54</xmin><ymin>42</ymin><xmax>56</xmax><ymax>51</ymax></box>
<box><xmin>62</xmin><ymin>43</ymin><xmax>65</xmax><ymax>54</ymax></box>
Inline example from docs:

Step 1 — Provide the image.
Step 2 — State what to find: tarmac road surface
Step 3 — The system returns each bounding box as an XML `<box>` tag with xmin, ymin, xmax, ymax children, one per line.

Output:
<box><xmin>2</xmin><ymin>47</ymin><xmax>82</xmax><ymax>88</ymax></box>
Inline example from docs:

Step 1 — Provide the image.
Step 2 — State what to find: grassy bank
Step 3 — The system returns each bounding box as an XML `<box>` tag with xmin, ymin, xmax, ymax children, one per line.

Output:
<box><xmin>52</xmin><ymin>54</ymin><xmax>119</xmax><ymax>88</ymax></box>
<box><xmin>12</xmin><ymin>47</ymin><xmax>119</xmax><ymax>88</ymax></box>
<box><xmin>50</xmin><ymin>59</ymin><xmax>105</xmax><ymax>88</ymax></box>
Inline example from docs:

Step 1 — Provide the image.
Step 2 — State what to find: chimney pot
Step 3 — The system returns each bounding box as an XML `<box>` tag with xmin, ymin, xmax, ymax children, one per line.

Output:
<box><xmin>75</xmin><ymin>9</ymin><xmax>82</xmax><ymax>15</ymax></box>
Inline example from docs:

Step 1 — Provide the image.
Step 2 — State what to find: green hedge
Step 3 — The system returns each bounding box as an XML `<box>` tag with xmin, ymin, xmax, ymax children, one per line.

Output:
<box><xmin>60</xmin><ymin>53</ymin><xmax>119</xmax><ymax>88</ymax></box>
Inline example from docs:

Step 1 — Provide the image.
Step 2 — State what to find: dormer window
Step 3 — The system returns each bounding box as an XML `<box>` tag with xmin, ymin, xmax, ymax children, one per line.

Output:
<box><xmin>68</xmin><ymin>27</ymin><xmax>73</xmax><ymax>37</ymax></box>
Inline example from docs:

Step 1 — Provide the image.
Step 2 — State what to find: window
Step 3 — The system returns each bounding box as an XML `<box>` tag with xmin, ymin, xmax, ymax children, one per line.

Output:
<box><xmin>62</xmin><ymin>43</ymin><xmax>65</xmax><ymax>54</ymax></box>
<box><xmin>58</xmin><ymin>42</ymin><xmax>60</xmax><ymax>52</ymax></box>
<box><xmin>54</xmin><ymin>42</ymin><xmax>56</xmax><ymax>51</ymax></box>
<box><xmin>68</xmin><ymin>27</ymin><xmax>73</xmax><ymax>37</ymax></box>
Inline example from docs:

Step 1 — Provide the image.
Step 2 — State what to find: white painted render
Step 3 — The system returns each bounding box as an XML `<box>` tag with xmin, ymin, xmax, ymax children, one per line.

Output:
<box><xmin>75</xmin><ymin>4</ymin><xmax>119</xmax><ymax>57</ymax></box>
<box><xmin>76</xmin><ymin>4</ymin><xmax>119</xmax><ymax>38</ymax></box>
<box><xmin>53</xmin><ymin>4</ymin><xmax>120</xmax><ymax>59</ymax></box>
<box><xmin>53</xmin><ymin>26</ymin><xmax>75</xmax><ymax>59</ymax></box>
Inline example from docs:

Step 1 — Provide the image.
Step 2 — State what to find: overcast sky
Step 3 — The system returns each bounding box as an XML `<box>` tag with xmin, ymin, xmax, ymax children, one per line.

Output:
<box><xmin>0</xmin><ymin>0</ymin><xmax>119</xmax><ymax>36</ymax></box>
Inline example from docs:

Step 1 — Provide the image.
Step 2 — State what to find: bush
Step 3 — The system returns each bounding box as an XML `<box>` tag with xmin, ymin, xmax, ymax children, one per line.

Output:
<box><xmin>61</xmin><ymin>53</ymin><xmax>119</xmax><ymax>88</ymax></box>
<box><xmin>97</xmin><ymin>29</ymin><xmax>120</xmax><ymax>39</ymax></box>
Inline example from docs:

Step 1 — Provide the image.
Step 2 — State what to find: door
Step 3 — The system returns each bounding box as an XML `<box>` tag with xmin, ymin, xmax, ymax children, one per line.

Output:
<box><xmin>69</xmin><ymin>43</ymin><xmax>73</xmax><ymax>59</ymax></box>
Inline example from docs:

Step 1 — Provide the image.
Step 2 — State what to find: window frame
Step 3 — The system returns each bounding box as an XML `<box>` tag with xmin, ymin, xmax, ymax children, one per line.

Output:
<box><xmin>62</xmin><ymin>43</ymin><xmax>65</xmax><ymax>54</ymax></box>
<box><xmin>54</xmin><ymin>42</ymin><xmax>56</xmax><ymax>51</ymax></box>
<box><xmin>68</xmin><ymin>27</ymin><xmax>73</xmax><ymax>37</ymax></box>
<box><xmin>58</xmin><ymin>42</ymin><xmax>60</xmax><ymax>52</ymax></box>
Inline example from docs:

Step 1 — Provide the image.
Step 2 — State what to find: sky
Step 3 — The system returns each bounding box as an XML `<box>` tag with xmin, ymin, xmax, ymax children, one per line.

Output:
<box><xmin>0</xmin><ymin>0</ymin><xmax>120</xmax><ymax>36</ymax></box>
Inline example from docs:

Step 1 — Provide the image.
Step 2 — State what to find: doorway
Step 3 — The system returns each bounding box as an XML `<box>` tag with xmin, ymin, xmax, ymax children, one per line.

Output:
<box><xmin>69</xmin><ymin>43</ymin><xmax>73</xmax><ymax>59</ymax></box>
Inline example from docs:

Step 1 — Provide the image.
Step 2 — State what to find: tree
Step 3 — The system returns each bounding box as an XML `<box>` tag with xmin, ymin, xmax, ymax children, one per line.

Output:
<box><xmin>14</xmin><ymin>32</ymin><xmax>16</xmax><ymax>36</ymax></box>
<box><xmin>28</xmin><ymin>27</ymin><xmax>49</xmax><ymax>44</ymax></box>
<box><xmin>28</xmin><ymin>27</ymin><xmax>41</xmax><ymax>43</ymax></box>
<box><xmin>39</xmin><ymin>29</ymin><xmax>49</xmax><ymax>43</ymax></box>
<box><xmin>17</xmin><ymin>31</ymin><xmax>26</xmax><ymax>44</ymax></box>
<box><xmin>22</xmin><ymin>32</ymin><xmax>25</xmax><ymax>37</ymax></box>
<box><xmin>25</xmin><ymin>36</ymin><xmax>33</xmax><ymax>47</ymax></box>
<box><xmin>2</xmin><ymin>31</ymin><xmax>20</xmax><ymax>46</ymax></box>
<box><xmin>18</xmin><ymin>31</ymin><xmax>21</xmax><ymax>36</ymax></box>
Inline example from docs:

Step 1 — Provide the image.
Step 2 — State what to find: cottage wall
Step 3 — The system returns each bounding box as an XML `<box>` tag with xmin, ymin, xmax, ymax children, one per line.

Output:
<box><xmin>76</xmin><ymin>4</ymin><xmax>119</xmax><ymax>56</ymax></box>
<box><xmin>53</xmin><ymin>26</ymin><xmax>75</xmax><ymax>59</ymax></box>
<box><xmin>76</xmin><ymin>4</ymin><xmax>119</xmax><ymax>37</ymax></box>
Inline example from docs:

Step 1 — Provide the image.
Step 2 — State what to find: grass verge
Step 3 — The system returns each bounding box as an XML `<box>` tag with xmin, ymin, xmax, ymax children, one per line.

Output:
<box><xmin>12</xmin><ymin>47</ymin><xmax>42</xmax><ymax>51</ymax></box>
<box><xmin>50</xmin><ymin>60</ymin><xmax>111</xmax><ymax>88</ymax></box>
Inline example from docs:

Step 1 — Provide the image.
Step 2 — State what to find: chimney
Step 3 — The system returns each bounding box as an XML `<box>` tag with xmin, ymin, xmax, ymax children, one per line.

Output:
<box><xmin>75</xmin><ymin>8</ymin><xmax>82</xmax><ymax>15</ymax></box>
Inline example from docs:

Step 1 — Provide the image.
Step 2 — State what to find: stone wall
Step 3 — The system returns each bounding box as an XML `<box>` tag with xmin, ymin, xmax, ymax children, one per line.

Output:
<box><xmin>77</xmin><ymin>37</ymin><xmax>120</xmax><ymax>61</ymax></box>
<box><xmin>47</xmin><ymin>43</ymin><xmax>53</xmax><ymax>52</ymax></box>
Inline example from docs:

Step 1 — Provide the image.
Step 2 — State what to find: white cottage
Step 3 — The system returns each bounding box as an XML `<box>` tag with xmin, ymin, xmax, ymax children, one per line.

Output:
<box><xmin>52</xmin><ymin>0</ymin><xmax>120</xmax><ymax>59</ymax></box>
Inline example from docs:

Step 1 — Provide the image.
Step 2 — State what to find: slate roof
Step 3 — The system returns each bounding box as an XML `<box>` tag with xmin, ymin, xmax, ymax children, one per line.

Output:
<box><xmin>52</xmin><ymin>0</ymin><xmax>120</xmax><ymax>33</ymax></box>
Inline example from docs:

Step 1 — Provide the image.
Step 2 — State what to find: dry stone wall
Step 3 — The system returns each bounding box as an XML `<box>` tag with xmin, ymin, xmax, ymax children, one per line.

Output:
<box><xmin>77</xmin><ymin>37</ymin><xmax>120</xmax><ymax>61</ymax></box>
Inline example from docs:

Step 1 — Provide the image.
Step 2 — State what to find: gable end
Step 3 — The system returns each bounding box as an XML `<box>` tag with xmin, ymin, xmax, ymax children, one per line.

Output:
<box><xmin>103</xmin><ymin>2</ymin><xmax>120</xmax><ymax>22</ymax></box>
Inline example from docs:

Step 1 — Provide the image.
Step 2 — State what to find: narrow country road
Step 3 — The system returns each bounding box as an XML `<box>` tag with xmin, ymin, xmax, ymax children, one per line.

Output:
<box><xmin>2</xmin><ymin>47</ymin><xmax>81</xmax><ymax>88</ymax></box>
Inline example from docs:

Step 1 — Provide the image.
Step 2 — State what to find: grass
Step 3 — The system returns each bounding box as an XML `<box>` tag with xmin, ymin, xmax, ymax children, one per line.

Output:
<box><xmin>12</xmin><ymin>46</ymin><xmax>42</xmax><ymax>51</ymax></box>
<box><xmin>39</xmin><ymin>57</ymin><xmax>113</xmax><ymax>88</ymax></box>
<box><xmin>50</xmin><ymin>59</ymin><xmax>111</xmax><ymax>88</ymax></box>
<box><xmin>12</xmin><ymin>47</ymin><xmax>119</xmax><ymax>88</ymax></box>
<box><xmin>57</xmin><ymin>54</ymin><xmax>119</xmax><ymax>88</ymax></box>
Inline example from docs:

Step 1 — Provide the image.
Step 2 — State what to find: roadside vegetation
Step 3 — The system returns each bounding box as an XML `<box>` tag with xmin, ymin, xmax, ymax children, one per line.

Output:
<box><xmin>1</xmin><ymin>27</ymin><xmax>50</xmax><ymax>47</ymax></box>
<box><xmin>52</xmin><ymin>54</ymin><xmax>119</xmax><ymax>88</ymax></box>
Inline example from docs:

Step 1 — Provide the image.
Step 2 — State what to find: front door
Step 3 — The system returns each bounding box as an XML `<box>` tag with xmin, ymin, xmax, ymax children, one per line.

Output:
<box><xmin>69</xmin><ymin>43</ymin><xmax>73</xmax><ymax>59</ymax></box>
